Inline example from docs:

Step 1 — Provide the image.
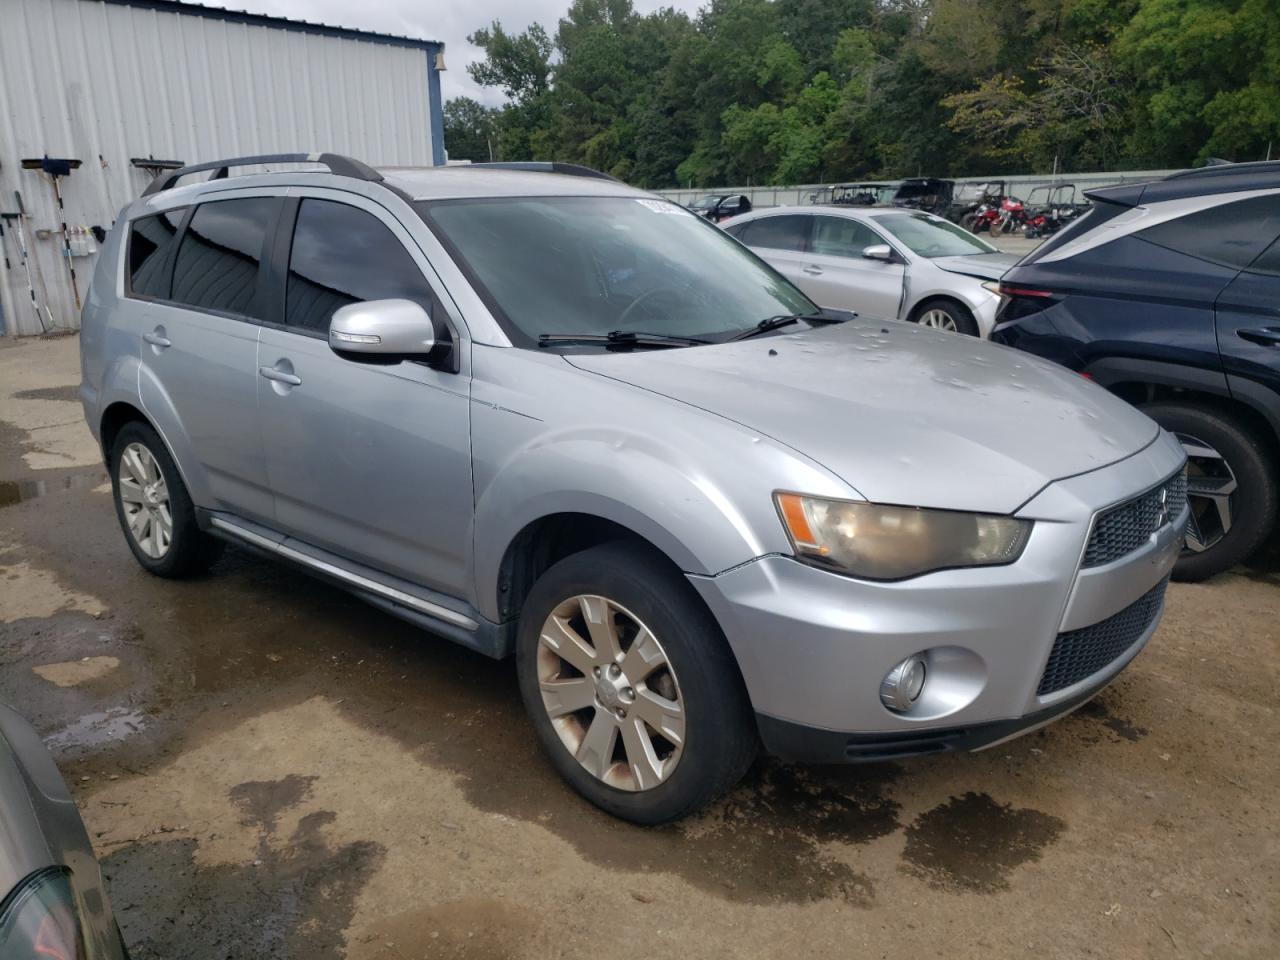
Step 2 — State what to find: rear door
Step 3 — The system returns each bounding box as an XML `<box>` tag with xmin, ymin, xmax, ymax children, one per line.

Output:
<box><xmin>731</xmin><ymin>214</ymin><xmax>811</xmax><ymax>289</ymax></box>
<box><xmin>800</xmin><ymin>215</ymin><xmax>905</xmax><ymax>319</ymax></box>
<box><xmin>132</xmin><ymin>194</ymin><xmax>279</xmax><ymax>524</ymax></box>
<box><xmin>255</xmin><ymin>191</ymin><xmax>473</xmax><ymax>597</ymax></box>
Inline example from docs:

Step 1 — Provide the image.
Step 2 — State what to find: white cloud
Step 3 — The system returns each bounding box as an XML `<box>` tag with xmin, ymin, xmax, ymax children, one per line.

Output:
<box><xmin>223</xmin><ymin>0</ymin><xmax>704</xmax><ymax>106</ymax></box>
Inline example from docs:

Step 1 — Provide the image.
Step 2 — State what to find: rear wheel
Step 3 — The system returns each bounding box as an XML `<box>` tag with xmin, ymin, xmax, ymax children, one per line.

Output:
<box><xmin>516</xmin><ymin>541</ymin><xmax>756</xmax><ymax>824</ymax></box>
<box><xmin>110</xmin><ymin>422</ymin><xmax>223</xmax><ymax>578</ymax></box>
<box><xmin>910</xmin><ymin>297</ymin><xmax>980</xmax><ymax>337</ymax></box>
<box><xmin>1139</xmin><ymin>402</ymin><xmax>1277</xmax><ymax>581</ymax></box>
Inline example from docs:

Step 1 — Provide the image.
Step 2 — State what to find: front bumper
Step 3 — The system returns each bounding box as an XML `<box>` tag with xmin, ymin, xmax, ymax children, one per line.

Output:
<box><xmin>688</xmin><ymin>431</ymin><xmax>1187</xmax><ymax>760</ymax></box>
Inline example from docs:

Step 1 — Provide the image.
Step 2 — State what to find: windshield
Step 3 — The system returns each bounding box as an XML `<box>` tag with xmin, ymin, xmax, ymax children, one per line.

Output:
<box><xmin>690</xmin><ymin>195</ymin><xmax>725</xmax><ymax>210</ymax></box>
<box><xmin>871</xmin><ymin>212</ymin><xmax>999</xmax><ymax>258</ymax></box>
<box><xmin>418</xmin><ymin>196</ymin><xmax>816</xmax><ymax>346</ymax></box>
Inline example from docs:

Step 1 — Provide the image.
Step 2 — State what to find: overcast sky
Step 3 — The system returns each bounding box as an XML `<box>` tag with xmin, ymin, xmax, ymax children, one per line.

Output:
<box><xmin>227</xmin><ymin>0</ymin><xmax>705</xmax><ymax>105</ymax></box>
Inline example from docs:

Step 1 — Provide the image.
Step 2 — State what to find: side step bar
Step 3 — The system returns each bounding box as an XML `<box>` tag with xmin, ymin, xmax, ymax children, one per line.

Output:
<box><xmin>202</xmin><ymin>513</ymin><xmax>515</xmax><ymax>657</ymax></box>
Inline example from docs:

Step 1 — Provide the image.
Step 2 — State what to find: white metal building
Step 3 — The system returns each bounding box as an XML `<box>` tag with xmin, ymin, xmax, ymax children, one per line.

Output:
<box><xmin>0</xmin><ymin>0</ymin><xmax>446</xmax><ymax>336</ymax></box>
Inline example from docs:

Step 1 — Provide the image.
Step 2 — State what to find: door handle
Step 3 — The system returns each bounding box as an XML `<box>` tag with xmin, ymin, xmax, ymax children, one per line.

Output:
<box><xmin>802</xmin><ymin>265</ymin><xmax>823</xmax><ymax>276</ymax></box>
<box><xmin>143</xmin><ymin>331</ymin><xmax>171</xmax><ymax>348</ymax></box>
<box><xmin>259</xmin><ymin>365</ymin><xmax>302</xmax><ymax>386</ymax></box>
<box><xmin>1237</xmin><ymin>327</ymin><xmax>1280</xmax><ymax>347</ymax></box>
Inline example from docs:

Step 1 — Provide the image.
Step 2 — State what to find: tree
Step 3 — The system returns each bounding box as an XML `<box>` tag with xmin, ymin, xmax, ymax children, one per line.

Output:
<box><xmin>1116</xmin><ymin>0</ymin><xmax>1280</xmax><ymax>163</ymax></box>
<box><xmin>458</xmin><ymin>0</ymin><xmax>1280</xmax><ymax>186</ymax></box>
<box><xmin>443</xmin><ymin>97</ymin><xmax>499</xmax><ymax>162</ymax></box>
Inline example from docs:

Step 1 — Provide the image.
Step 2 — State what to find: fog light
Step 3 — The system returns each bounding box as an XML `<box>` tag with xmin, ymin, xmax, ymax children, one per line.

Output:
<box><xmin>880</xmin><ymin>654</ymin><xmax>927</xmax><ymax>713</ymax></box>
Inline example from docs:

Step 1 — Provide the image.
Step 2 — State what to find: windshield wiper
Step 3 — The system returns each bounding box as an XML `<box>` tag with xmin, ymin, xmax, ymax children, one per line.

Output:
<box><xmin>727</xmin><ymin>312</ymin><xmax>843</xmax><ymax>342</ymax></box>
<box><xmin>538</xmin><ymin>330</ymin><xmax>711</xmax><ymax>350</ymax></box>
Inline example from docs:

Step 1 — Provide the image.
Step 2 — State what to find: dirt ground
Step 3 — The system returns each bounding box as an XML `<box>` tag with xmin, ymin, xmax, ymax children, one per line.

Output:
<box><xmin>1</xmin><ymin>334</ymin><xmax>1276</xmax><ymax>960</ymax></box>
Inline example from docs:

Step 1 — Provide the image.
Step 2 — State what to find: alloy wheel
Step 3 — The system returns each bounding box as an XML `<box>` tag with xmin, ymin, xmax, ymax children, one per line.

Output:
<box><xmin>1177</xmin><ymin>432</ymin><xmax>1237</xmax><ymax>554</ymax></box>
<box><xmin>918</xmin><ymin>308</ymin><xmax>958</xmax><ymax>332</ymax></box>
<box><xmin>536</xmin><ymin>594</ymin><xmax>685</xmax><ymax>791</ymax></box>
<box><xmin>117</xmin><ymin>442</ymin><xmax>172</xmax><ymax>559</ymax></box>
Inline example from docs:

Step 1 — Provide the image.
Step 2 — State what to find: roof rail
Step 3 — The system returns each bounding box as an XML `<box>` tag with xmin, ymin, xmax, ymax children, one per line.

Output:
<box><xmin>1164</xmin><ymin>159</ymin><xmax>1280</xmax><ymax>180</ymax></box>
<box><xmin>468</xmin><ymin>161</ymin><xmax>621</xmax><ymax>183</ymax></box>
<box><xmin>142</xmin><ymin>152</ymin><xmax>384</xmax><ymax>195</ymax></box>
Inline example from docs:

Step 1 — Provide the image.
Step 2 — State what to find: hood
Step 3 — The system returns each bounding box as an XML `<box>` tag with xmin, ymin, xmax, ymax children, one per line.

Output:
<box><xmin>566</xmin><ymin>320</ymin><xmax>1158</xmax><ymax>514</ymax></box>
<box><xmin>931</xmin><ymin>253</ymin><xmax>1017</xmax><ymax>281</ymax></box>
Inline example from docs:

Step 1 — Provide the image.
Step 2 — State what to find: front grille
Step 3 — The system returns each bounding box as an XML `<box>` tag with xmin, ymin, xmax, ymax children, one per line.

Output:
<box><xmin>1037</xmin><ymin>577</ymin><xmax>1169</xmax><ymax>696</ymax></box>
<box><xmin>1083</xmin><ymin>470</ymin><xmax>1187</xmax><ymax>568</ymax></box>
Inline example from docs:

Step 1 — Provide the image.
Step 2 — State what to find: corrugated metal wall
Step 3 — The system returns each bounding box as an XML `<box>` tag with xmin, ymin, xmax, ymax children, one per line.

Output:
<box><xmin>0</xmin><ymin>0</ymin><xmax>441</xmax><ymax>336</ymax></box>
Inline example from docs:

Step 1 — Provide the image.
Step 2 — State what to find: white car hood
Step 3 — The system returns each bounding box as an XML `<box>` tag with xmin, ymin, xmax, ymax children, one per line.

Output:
<box><xmin>566</xmin><ymin>319</ymin><xmax>1159</xmax><ymax>514</ymax></box>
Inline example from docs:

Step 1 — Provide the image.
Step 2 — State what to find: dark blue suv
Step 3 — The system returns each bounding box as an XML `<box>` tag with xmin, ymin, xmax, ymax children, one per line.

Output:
<box><xmin>993</xmin><ymin>162</ymin><xmax>1280</xmax><ymax>581</ymax></box>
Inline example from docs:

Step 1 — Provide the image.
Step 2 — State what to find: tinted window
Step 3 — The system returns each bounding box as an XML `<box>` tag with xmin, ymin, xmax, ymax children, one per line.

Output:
<box><xmin>286</xmin><ymin>199</ymin><xmax>438</xmax><ymax>334</ymax></box>
<box><xmin>1138</xmin><ymin>195</ymin><xmax>1280</xmax><ymax>270</ymax></box>
<box><xmin>1248</xmin><ymin>236</ymin><xmax>1280</xmax><ymax>277</ymax></box>
<box><xmin>171</xmin><ymin>197</ymin><xmax>275</xmax><ymax>317</ymax></box>
<box><xmin>127</xmin><ymin>209</ymin><xmax>185</xmax><ymax>298</ymax></box>
<box><xmin>741</xmin><ymin>215</ymin><xmax>809</xmax><ymax>252</ymax></box>
<box><xmin>810</xmin><ymin>216</ymin><xmax>882</xmax><ymax>258</ymax></box>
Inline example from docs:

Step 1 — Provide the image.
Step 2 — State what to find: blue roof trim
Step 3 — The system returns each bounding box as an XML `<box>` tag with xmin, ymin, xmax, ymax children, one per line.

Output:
<box><xmin>98</xmin><ymin>0</ymin><xmax>442</xmax><ymax>51</ymax></box>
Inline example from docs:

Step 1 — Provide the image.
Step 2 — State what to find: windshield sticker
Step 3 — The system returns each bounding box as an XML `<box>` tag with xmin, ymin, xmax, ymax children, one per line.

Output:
<box><xmin>635</xmin><ymin>199</ymin><xmax>693</xmax><ymax>216</ymax></box>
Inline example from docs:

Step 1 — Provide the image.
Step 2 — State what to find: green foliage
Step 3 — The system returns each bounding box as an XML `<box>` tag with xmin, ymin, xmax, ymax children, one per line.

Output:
<box><xmin>442</xmin><ymin>98</ymin><xmax>499</xmax><ymax>163</ymax></box>
<box><xmin>447</xmin><ymin>0</ymin><xmax>1280</xmax><ymax>188</ymax></box>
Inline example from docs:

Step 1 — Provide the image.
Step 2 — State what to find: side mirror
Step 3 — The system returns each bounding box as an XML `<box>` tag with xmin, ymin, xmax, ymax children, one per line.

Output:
<box><xmin>862</xmin><ymin>244</ymin><xmax>895</xmax><ymax>262</ymax></box>
<box><xmin>329</xmin><ymin>299</ymin><xmax>435</xmax><ymax>359</ymax></box>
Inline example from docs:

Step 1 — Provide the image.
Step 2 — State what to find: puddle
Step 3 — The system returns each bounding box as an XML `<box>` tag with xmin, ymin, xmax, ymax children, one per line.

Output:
<box><xmin>0</xmin><ymin>472</ymin><xmax>107</xmax><ymax>508</ymax></box>
<box><xmin>900</xmin><ymin>792</ymin><xmax>1064</xmax><ymax>893</ymax></box>
<box><xmin>44</xmin><ymin>707</ymin><xmax>148</xmax><ymax>750</ymax></box>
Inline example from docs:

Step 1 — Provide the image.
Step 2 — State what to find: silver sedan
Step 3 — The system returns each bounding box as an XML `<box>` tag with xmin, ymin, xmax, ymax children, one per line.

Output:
<box><xmin>721</xmin><ymin>205</ymin><xmax>1017</xmax><ymax>336</ymax></box>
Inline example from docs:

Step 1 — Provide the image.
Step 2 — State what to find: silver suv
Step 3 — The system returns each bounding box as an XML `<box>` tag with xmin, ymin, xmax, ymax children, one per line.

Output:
<box><xmin>80</xmin><ymin>154</ymin><xmax>1188</xmax><ymax>823</ymax></box>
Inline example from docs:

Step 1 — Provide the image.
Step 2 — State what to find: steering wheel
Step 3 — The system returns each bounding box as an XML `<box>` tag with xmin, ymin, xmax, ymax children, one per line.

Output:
<box><xmin>616</xmin><ymin>286</ymin><xmax>689</xmax><ymax>330</ymax></box>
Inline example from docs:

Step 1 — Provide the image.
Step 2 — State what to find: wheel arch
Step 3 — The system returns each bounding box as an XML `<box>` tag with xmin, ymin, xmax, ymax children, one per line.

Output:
<box><xmin>100</xmin><ymin>400</ymin><xmax>151</xmax><ymax>459</ymax></box>
<box><xmin>1087</xmin><ymin>357</ymin><xmax>1280</xmax><ymax>457</ymax></box>
<box><xmin>491</xmin><ymin>509</ymin><xmax>702</xmax><ymax>627</ymax></box>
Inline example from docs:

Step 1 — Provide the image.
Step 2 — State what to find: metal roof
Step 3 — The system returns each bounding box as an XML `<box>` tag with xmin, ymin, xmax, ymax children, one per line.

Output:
<box><xmin>99</xmin><ymin>0</ymin><xmax>443</xmax><ymax>50</ymax></box>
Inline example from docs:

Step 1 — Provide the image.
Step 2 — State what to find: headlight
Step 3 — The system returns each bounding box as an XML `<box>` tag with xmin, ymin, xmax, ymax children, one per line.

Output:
<box><xmin>775</xmin><ymin>493</ymin><xmax>1031</xmax><ymax>580</ymax></box>
<box><xmin>0</xmin><ymin>868</ymin><xmax>88</xmax><ymax>960</ymax></box>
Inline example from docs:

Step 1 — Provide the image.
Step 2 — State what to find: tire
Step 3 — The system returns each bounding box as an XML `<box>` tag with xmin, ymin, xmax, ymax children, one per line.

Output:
<box><xmin>109</xmin><ymin>421</ymin><xmax>223</xmax><ymax>578</ymax></box>
<box><xmin>959</xmin><ymin>213</ymin><xmax>976</xmax><ymax>232</ymax></box>
<box><xmin>910</xmin><ymin>297</ymin><xmax>980</xmax><ymax>337</ymax></box>
<box><xmin>515</xmin><ymin>541</ymin><xmax>756</xmax><ymax>824</ymax></box>
<box><xmin>1139</xmin><ymin>402</ymin><xmax>1278</xmax><ymax>581</ymax></box>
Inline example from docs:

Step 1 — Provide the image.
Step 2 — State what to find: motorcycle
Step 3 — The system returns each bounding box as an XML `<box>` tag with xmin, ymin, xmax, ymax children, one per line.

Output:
<box><xmin>965</xmin><ymin>200</ymin><xmax>1000</xmax><ymax>234</ymax></box>
<box><xmin>988</xmin><ymin>195</ymin><xmax>1027</xmax><ymax>235</ymax></box>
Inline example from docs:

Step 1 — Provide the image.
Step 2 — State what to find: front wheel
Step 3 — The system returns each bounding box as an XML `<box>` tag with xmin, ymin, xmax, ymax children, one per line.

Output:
<box><xmin>910</xmin><ymin>297</ymin><xmax>980</xmax><ymax>337</ymax></box>
<box><xmin>1140</xmin><ymin>402</ymin><xmax>1277</xmax><ymax>581</ymax></box>
<box><xmin>516</xmin><ymin>542</ymin><xmax>756</xmax><ymax>824</ymax></box>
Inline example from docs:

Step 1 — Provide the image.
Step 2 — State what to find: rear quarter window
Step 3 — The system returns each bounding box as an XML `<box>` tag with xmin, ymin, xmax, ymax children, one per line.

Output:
<box><xmin>1137</xmin><ymin>194</ymin><xmax>1280</xmax><ymax>270</ymax></box>
<box><xmin>127</xmin><ymin>209</ymin><xmax>185</xmax><ymax>298</ymax></box>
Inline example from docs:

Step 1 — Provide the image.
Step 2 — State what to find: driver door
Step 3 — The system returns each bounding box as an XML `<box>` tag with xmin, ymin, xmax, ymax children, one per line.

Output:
<box><xmin>800</xmin><ymin>215</ymin><xmax>906</xmax><ymax>320</ymax></box>
<box><xmin>255</xmin><ymin>191</ymin><xmax>473</xmax><ymax>598</ymax></box>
